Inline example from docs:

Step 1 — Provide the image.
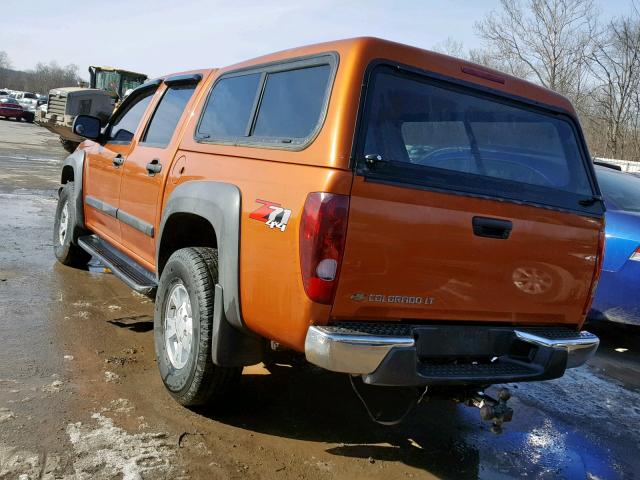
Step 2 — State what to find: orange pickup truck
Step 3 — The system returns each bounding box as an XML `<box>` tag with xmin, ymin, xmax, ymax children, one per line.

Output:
<box><xmin>53</xmin><ymin>37</ymin><xmax>602</xmax><ymax>427</ymax></box>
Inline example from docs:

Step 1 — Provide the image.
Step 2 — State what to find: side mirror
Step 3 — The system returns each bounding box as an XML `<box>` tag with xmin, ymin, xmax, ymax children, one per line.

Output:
<box><xmin>73</xmin><ymin>115</ymin><xmax>101</xmax><ymax>139</ymax></box>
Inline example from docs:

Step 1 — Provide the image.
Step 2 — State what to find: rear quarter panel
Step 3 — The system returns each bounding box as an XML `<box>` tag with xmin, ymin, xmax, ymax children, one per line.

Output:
<box><xmin>162</xmin><ymin>152</ymin><xmax>352</xmax><ymax>350</ymax></box>
<box><xmin>170</xmin><ymin>56</ymin><xmax>361</xmax><ymax>351</ymax></box>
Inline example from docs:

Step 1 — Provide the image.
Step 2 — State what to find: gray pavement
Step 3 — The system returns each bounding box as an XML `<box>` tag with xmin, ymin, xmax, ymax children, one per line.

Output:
<box><xmin>0</xmin><ymin>120</ymin><xmax>638</xmax><ymax>479</ymax></box>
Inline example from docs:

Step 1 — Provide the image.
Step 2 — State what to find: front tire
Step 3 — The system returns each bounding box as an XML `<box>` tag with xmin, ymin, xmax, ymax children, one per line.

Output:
<box><xmin>53</xmin><ymin>182</ymin><xmax>90</xmax><ymax>266</ymax></box>
<box><xmin>155</xmin><ymin>247</ymin><xmax>241</xmax><ymax>406</ymax></box>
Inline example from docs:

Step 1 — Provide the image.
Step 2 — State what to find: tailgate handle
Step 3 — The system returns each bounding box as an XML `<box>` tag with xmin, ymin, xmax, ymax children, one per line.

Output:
<box><xmin>472</xmin><ymin>216</ymin><xmax>512</xmax><ymax>239</ymax></box>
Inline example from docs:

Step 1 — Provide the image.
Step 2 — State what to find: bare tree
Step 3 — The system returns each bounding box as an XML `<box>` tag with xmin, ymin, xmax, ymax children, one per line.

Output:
<box><xmin>0</xmin><ymin>51</ymin><xmax>10</xmax><ymax>70</ymax></box>
<box><xmin>0</xmin><ymin>51</ymin><xmax>12</xmax><ymax>88</ymax></box>
<box><xmin>588</xmin><ymin>15</ymin><xmax>640</xmax><ymax>158</ymax></box>
<box><xmin>630</xmin><ymin>89</ymin><xmax>640</xmax><ymax>159</ymax></box>
<box><xmin>27</xmin><ymin>61</ymin><xmax>82</xmax><ymax>93</ymax></box>
<box><xmin>432</xmin><ymin>37</ymin><xmax>466</xmax><ymax>58</ymax></box>
<box><xmin>475</xmin><ymin>0</ymin><xmax>597</xmax><ymax>103</ymax></box>
<box><xmin>468</xmin><ymin>47</ymin><xmax>532</xmax><ymax>79</ymax></box>
<box><xmin>0</xmin><ymin>60</ymin><xmax>82</xmax><ymax>94</ymax></box>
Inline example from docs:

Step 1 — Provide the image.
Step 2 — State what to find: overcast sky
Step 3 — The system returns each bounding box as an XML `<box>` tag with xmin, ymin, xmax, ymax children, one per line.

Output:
<box><xmin>0</xmin><ymin>0</ymin><xmax>635</xmax><ymax>78</ymax></box>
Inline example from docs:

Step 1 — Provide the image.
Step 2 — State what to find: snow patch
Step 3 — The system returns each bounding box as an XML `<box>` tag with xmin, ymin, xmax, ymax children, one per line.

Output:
<box><xmin>0</xmin><ymin>443</ymin><xmax>61</xmax><ymax>479</ymax></box>
<box><xmin>0</xmin><ymin>407</ymin><xmax>15</xmax><ymax>423</ymax></box>
<box><xmin>42</xmin><ymin>380</ymin><xmax>63</xmax><ymax>393</ymax></box>
<box><xmin>104</xmin><ymin>371</ymin><xmax>120</xmax><ymax>383</ymax></box>
<box><xmin>103</xmin><ymin>398</ymin><xmax>134</xmax><ymax>414</ymax></box>
<box><xmin>66</xmin><ymin>413</ymin><xmax>175</xmax><ymax>480</ymax></box>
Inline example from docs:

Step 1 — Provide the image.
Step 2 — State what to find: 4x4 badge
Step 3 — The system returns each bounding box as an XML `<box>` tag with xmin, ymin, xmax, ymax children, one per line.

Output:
<box><xmin>249</xmin><ymin>199</ymin><xmax>292</xmax><ymax>232</ymax></box>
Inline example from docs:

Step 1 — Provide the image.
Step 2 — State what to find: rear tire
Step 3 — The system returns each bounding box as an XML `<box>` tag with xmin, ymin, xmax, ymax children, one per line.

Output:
<box><xmin>53</xmin><ymin>182</ymin><xmax>90</xmax><ymax>267</ymax></box>
<box><xmin>155</xmin><ymin>247</ymin><xmax>241</xmax><ymax>406</ymax></box>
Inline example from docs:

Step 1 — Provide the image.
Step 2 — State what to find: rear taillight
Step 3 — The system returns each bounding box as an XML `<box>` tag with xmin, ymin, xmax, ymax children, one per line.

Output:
<box><xmin>629</xmin><ymin>246</ymin><xmax>640</xmax><ymax>261</ymax></box>
<box><xmin>582</xmin><ymin>228</ymin><xmax>606</xmax><ymax>316</ymax></box>
<box><xmin>299</xmin><ymin>192</ymin><xmax>349</xmax><ymax>304</ymax></box>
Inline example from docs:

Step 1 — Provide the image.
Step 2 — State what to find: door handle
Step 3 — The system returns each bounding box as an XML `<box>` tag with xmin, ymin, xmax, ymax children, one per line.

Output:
<box><xmin>472</xmin><ymin>216</ymin><xmax>512</xmax><ymax>239</ymax></box>
<box><xmin>146</xmin><ymin>159</ymin><xmax>162</xmax><ymax>176</ymax></box>
<box><xmin>112</xmin><ymin>154</ymin><xmax>124</xmax><ymax>168</ymax></box>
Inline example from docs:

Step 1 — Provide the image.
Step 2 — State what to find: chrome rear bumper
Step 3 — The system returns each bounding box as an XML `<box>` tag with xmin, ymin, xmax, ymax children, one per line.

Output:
<box><xmin>305</xmin><ymin>325</ymin><xmax>415</xmax><ymax>375</ymax></box>
<box><xmin>513</xmin><ymin>329</ymin><xmax>599</xmax><ymax>368</ymax></box>
<box><xmin>305</xmin><ymin>323</ymin><xmax>599</xmax><ymax>386</ymax></box>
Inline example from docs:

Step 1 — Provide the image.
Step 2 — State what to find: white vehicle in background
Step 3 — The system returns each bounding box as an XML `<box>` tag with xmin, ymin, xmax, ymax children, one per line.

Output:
<box><xmin>14</xmin><ymin>91</ymin><xmax>38</xmax><ymax>123</ymax></box>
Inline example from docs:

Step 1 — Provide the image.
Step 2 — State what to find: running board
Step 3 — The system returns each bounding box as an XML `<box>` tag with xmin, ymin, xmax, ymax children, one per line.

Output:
<box><xmin>78</xmin><ymin>235</ymin><xmax>157</xmax><ymax>295</ymax></box>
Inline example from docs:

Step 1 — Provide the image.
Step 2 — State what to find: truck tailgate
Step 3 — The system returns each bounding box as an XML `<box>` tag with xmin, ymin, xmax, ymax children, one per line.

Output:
<box><xmin>331</xmin><ymin>177</ymin><xmax>602</xmax><ymax>326</ymax></box>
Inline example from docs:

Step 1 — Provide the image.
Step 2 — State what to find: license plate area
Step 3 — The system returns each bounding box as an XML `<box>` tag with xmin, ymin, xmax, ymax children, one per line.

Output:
<box><xmin>414</xmin><ymin>325</ymin><xmax>531</xmax><ymax>361</ymax></box>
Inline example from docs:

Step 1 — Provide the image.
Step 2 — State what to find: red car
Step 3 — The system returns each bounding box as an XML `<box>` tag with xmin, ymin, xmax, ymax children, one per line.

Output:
<box><xmin>0</xmin><ymin>97</ymin><xmax>24</xmax><ymax>120</ymax></box>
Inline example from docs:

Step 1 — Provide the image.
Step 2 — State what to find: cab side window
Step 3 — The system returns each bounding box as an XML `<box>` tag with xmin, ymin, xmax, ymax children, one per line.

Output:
<box><xmin>107</xmin><ymin>89</ymin><xmax>155</xmax><ymax>143</ymax></box>
<box><xmin>252</xmin><ymin>65</ymin><xmax>330</xmax><ymax>139</ymax></box>
<box><xmin>142</xmin><ymin>84</ymin><xmax>196</xmax><ymax>146</ymax></box>
<box><xmin>197</xmin><ymin>73</ymin><xmax>261</xmax><ymax>138</ymax></box>
<box><xmin>196</xmin><ymin>56</ymin><xmax>334</xmax><ymax>148</ymax></box>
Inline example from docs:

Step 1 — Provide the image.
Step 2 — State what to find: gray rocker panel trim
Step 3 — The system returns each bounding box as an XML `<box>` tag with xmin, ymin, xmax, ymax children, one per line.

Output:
<box><xmin>85</xmin><ymin>195</ymin><xmax>154</xmax><ymax>237</ymax></box>
<box><xmin>60</xmin><ymin>149</ymin><xmax>86</xmax><ymax>230</ymax></box>
<box><xmin>117</xmin><ymin>209</ymin><xmax>154</xmax><ymax>237</ymax></box>
<box><xmin>158</xmin><ymin>181</ymin><xmax>244</xmax><ymax>330</ymax></box>
<box><xmin>85</xmin><ymin>195</ymin><xmax>117</xmax><ymax>217</ymax></box>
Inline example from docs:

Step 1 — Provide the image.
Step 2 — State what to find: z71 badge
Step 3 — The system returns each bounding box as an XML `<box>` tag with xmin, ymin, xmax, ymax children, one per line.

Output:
<box><xmin>249</xmin><ymin>199</ymin><xmax>292</xmax><ymax>232</ymax></box>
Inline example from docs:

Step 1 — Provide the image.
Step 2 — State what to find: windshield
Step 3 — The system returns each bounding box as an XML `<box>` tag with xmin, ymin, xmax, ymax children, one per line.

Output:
<box><xmin>360</xmin><ymin>66</ymin><xmax>598</xmax><ymax>214</ymax></box>
<box><xmin>94</xmin><ymin>71</ymin><xmax>121</xmax><ymax>96</ymax></box>
<box><xmin>596</xmin><ymin>167</ymin><xmax>640</xmax><ymax>212</ymax></box>
<box><xmin>121</xmin><ymin>75</ymin><xmax>146</xmax><ymax>93</ymax></box>
<box><xmin>23</xmin><ymin>93</ymin><xmax>37</xmax><ymax>99</ymax></box>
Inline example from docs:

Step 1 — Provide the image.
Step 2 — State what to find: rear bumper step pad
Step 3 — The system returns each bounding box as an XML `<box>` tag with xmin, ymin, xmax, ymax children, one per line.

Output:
<box><xmin>78</xmin><ymin>235</ymin><xmax>157</xmax><ymax>294</ymax></box>
<box><xmin>305</xmin><ymin>322</ymin><xmax>599</xmax><ymax>386</ymax></box>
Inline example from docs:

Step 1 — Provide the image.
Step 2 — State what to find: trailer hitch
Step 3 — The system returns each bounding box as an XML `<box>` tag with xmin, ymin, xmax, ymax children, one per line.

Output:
<box><xmin>465</xmin><ymin>387</ymin><xmax>513</xmax><ymax>433</ymax></box>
